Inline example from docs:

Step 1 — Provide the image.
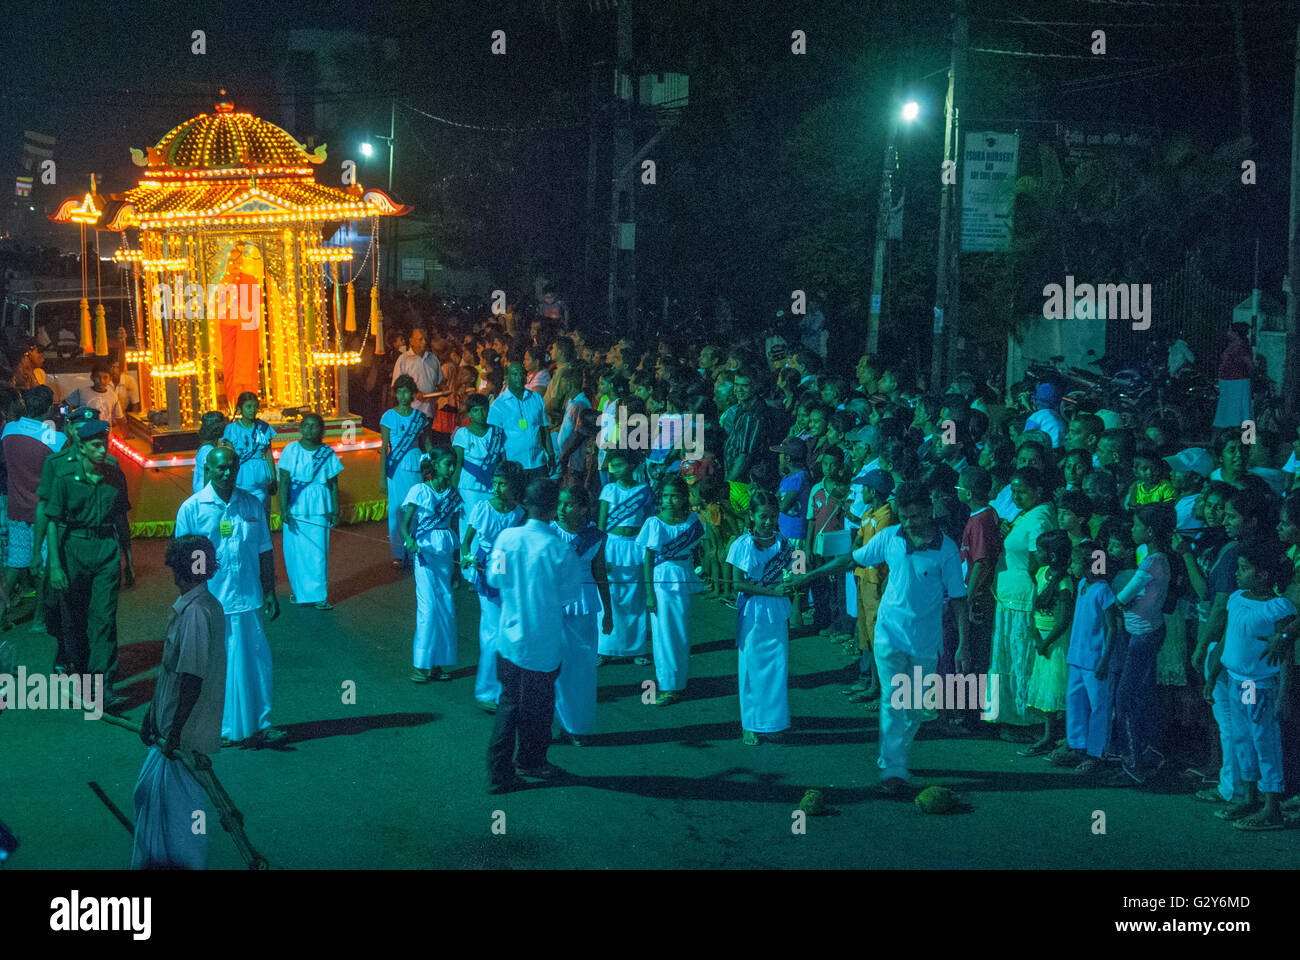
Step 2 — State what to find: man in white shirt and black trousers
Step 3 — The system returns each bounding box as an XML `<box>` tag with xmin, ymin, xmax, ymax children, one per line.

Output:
<box><xmin>485</xmin><ymin>478</ymin><xmax>583</xmax><ymax>794</ymax></box>
<box><xmin>796</xmin><ymin>481</ymin><xmax>969</xmax><ymax>797</ymax></box>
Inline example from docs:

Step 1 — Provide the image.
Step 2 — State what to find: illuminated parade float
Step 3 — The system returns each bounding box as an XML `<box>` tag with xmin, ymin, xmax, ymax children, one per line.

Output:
<box><xmin>50</xmin><ymin>98</ymin><xmax>409</xmax><ymax>535</ymax></box>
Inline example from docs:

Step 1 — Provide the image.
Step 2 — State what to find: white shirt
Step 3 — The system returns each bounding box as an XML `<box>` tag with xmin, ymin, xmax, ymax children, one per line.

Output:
<box><xmin>851</xmin><ymin>525</ymin><xmax>966</xmax><ymax>659</ymax></box>
<box><xmin>278</xmin><ymin>441</ymin><xmax>343</xmax><ymax>516</ymax></box>
<box><xmin>487</xmin><ymin>387</ymin><xmax>548</xmax><ymax>469</ymax></box>
<box><xmin>1221</xmin><ymin>590</ymin><xmax>1296</xmax><ymax>681</ymax></box>
<box><xmin>114</xmin><ymin>373</ymin><xmax>140</xmax><ymax>411</ymax></box>
<box><xmin>174</xmin><ymin>485</ymin><xmax>272</xmax><ymax>615</ymax></box>
<box><xmin>1024</xmin><ymin>409</ymin><xmax>1064</xmax><ymax>448</ymax></box>
<box><xmin>391</xmin><ymin>349</ymin><xmax>443</xmax><ymax>417</ymax></box>
<box><xmin>488</xmin><ymin>518</ymin><xmax>583</xmax><ymax>672</ymax></box>
<box><xmin>1</xmin><ymin>416</ymin><xmax>65</xmax><ymax>452</ymax></box>
<box><xmin>991</xmin><ymin>483</ymin><xmax>1021</xmax><ymax>522</ymax></box>
<box><xmin>66</xmin><ymin>387</ymin><xmax>122</xmax><ymax>423</ymax></box>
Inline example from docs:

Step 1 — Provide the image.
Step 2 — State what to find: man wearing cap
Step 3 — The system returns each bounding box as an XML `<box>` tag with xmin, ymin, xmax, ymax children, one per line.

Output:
<box><xmin>1024</xmin><ymin>383</ymin><xmax>1064</xmax><ymax>449</ymax></box>
<box><xmin>1165</xmin><ymin>448</ymin><xmax>1212</xmax><ymax>532</ymax></box>
<box><xmin>175</xmin><ymin>446</ymin><xmax>284</xmax><ymax>748</ymax></box>
<box><xmin>45</xmin><ymin>415</ymin><xmax>133</xmax><ymax>712</ymax></box>
<box><xmin>33</xmin><ymin>407</ymin><xmax>116</xmax><ymax>661</ymax></box>
<box><xmin>1</xmin><ymin>386</ymin><xmax>64</xmax><ymax>633</ymax></box>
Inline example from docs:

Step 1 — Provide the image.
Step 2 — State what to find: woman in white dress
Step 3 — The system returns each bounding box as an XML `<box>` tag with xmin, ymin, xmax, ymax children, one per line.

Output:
<box><xmin>277</xmin><ymin>413</ymin><xmax>343</xmax><ymax>609</ymax></box>
<box><xmin>222</xmin><ymin>393</ymin><xmax>277</xmax><ymax>520</ymax></box>
<box><xmin>402</xmin><ymin>448</ymin><xmax>462</xmax><ymax>682</ymax></box>
<box><xmin>727</xmin><ymin>490</ymin><xmax>798</xmax><ymax>744</ymax></box>
<box><xmin>596</xmin><ymin>449</ymin><xmax>656</xmax><ymax>665</ymax></box>
<box><xmin>551</xmin><ymin>484</ymin><xmax>613</xmax><ymax>745</ymax></box>
<box><xmin>459</xmin><ymin>461</ymin><xmax>524</xmax><ymax>710</ymax></box>
<box><xmin>452</xmin><ymin>392</ymin><xmax>507</xmax><ymax>519</ymax></box>
<box><xmin>382</xmin><ymin>375</ymin><xmax>429</xmax><ymax>570</ymax></box>
<box><xmin>638</xmin><ymin>475</ymin><xmax>705</xmax><ymax>705</ymax></box>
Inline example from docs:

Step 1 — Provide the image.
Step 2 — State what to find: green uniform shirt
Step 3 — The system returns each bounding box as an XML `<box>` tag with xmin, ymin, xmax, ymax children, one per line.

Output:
<box><xmin>38</xmin><ymin>449</ymin><xmax>119</xmax><ymax>501</ymax></box>
<box><xmin>46</xmin><ymin>457</ymin><xmax>131</xmax><ymax>533</ymax></box>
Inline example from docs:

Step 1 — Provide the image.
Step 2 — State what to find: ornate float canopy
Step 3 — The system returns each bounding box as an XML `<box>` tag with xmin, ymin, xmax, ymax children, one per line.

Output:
<box><xmin>50</xmin><ymin>100</ymin><xmax>408</xmax><ymax>431</ymax></box>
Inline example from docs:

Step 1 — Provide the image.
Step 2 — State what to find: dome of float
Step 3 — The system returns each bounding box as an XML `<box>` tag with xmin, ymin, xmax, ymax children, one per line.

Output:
<box><xmin>148</xmin><ymin>101</ymin><xmax>317</xmax><ymax>171</ymax></box>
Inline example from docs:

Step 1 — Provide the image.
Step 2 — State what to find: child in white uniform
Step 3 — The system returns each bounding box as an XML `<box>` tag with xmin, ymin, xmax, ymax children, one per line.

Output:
<box><xmin>277</xmin><ymin>413</ymin><xmax>342</xmax><ymax>609</ymax></box>
<box><xmin>460</xmin><ymin>461</ymin><xmax>524</xmax><ymax>710</ymax></box>
<box><xmin>223</xmin><ymin>393</ymin><xmax>277</xmax><ymax>519</ymax></box>
<box><xmin>1205</xmin><ymin>541</ymin><xmax>1296</xmax><ymax>830</ymax></box>
<box><xmin>453</xmin><ymin>393</ymin><xmax>507</xmax><ymax>518</ymax></box>
<box><xmin>402</xmin><ymin>448</ymin><xmax>462</xmax><ymax>682</ymax></box>
<box><xmin>551</xmin><ymin>484</ymin><xmax>613</xmax><ymax>744</ymax></box>
<box><xmin>638</xmin><ymin>476</ymin><xmax>705</xmax><ymax>705</ymax></box>
<box><xmin>382</xmin><ymin>375</ymin><xmax>429</xmax><ymax>569</ymax></box>
<box><xmin>597</xmin><ymin>449</ymin><xmax>655</xmax><ymax>664</ymax></box>
<box><xmin>727</xmin><ymin>490</ymin><xmax>798</xmax><ymax>744</ymax></box>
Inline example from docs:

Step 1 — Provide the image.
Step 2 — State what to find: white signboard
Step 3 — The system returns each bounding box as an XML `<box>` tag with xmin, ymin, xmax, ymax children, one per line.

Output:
<box><xmin>961</xmin><ymin>131</ymin><xmax>1018</xmax><ymax>253</ymax></box>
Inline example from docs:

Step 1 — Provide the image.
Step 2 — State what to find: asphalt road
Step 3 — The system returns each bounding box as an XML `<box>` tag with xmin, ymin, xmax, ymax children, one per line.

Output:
<box><xmin>4</xmin><ymin>520</ymin><xmax>1295</xmax><ymax>869</ymax></box>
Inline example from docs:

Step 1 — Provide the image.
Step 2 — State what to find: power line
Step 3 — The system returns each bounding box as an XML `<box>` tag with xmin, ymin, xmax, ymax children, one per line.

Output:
<box><xmin>398</xmin><ymin>100</ymin><xmax>588</xmax><ymax>134</ymax></box>
<box><xmin>974</xmin><ymin>17</ymin><xmax>1227</xmax><ymax>26</ymax></box>
<box><xmin>971</xmin><ymin>46</ymin><xmax>1159</xmax><ymax>60</ymax></box>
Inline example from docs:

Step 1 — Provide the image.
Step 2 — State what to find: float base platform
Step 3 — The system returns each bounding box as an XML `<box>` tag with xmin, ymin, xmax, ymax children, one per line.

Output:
<box><xmin>108</xmin><ymin>428</ymin><xmax>387</xmax><ymax>538</ymax></box>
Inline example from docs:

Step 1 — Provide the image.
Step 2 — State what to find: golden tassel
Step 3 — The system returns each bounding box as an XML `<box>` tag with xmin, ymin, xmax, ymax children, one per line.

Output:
<box><xmin>370</xmin><ymin>286</ymin><xmax>384</xmax><ymax>353</ymax></box>
<box><xmin>345</xmin><ymin>282</ymin><xmax>357</xmax><ymax>332</ymax></box>
<box><xmin>79</xmin><ymin>298</ymin><xmax>94</xmax><ymax>354</ymax></box>
<box><xmin>94</xmin><ymin>304</ymin><xmax>108</xmax><ymax>356</ymax></box>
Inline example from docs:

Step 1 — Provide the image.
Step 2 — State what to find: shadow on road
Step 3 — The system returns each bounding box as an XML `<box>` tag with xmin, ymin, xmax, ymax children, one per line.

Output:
<box><xmin>277</xmin><ymin>711</ymin><xmax>439</xmax><ymax>743</ymax></box>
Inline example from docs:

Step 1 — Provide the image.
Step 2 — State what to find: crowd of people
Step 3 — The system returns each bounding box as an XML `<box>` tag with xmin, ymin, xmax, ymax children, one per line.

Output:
<box><xmin>10</xmin><ymin>286</ymin><xmax>1300</xmax><ymax>864</ymax></box>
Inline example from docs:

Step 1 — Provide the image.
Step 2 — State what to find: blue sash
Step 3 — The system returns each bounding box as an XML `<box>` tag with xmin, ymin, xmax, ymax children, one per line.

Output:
<box><xmin>231</xmin><ymin>419</ymin><xmax>271</xmax><ymax>467</ymax></box>
<box><xmin>386</xmin><ymin>410</ymin><xmax>429</xmax><ymax>480</ymax></box>
<box><xmin>606</xmin><ymin>484</ymin><xmax>655</xmax><ymax>529</ymax></box>
<box><xmin>473</xmin><ymin>544</ymin><xmax>499</xmax><ymax>601</ymax></box>
<box><xmin>653</xmin><ymin>514</ymin><xmax>705</xmax><ymax>565</ymax></box>
<box><xmin>460</xmin><ymin>424</ymin><xmax>505</xmax><ymax>489</ymax></box>
<box><xmin>288</xmin><ymin>444</ymin><xmax>334</xmax><ymax>510</ymax></box>
<box><xmin>555</xmin><ymin>522</ymin><xmax>604</xmax><ymax>562</ymax></box>
<box><xmin>415</xmin><ymin>486</ymin><xmax>462</xmax><ymax>540</ymax></box>
<box><xmin>737</xmin><ymin>536</ymin><xmax>794</xmax><ymax>628</ymax></box>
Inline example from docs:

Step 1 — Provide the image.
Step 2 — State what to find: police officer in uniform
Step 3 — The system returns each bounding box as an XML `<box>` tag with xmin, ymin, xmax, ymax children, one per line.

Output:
<box><xmin>45</xmin><ymin>417</ymin><xmax>134</xmax><ymax>712</ymax></box>
<box><xmin>33</xmin><ymin>407</ymin><xmax>117</xmax><ymax>672</ymax></box>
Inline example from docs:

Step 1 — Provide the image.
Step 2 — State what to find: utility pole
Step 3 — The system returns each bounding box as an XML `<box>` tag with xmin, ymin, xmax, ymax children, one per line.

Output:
<box><xmin>583</xmin><ymin>60</ymin><xmax>603</xmax><ymax>322</ymax></box>
<box><xmin>608</xmin><ymin>2</ymin><xmax>635</xmax><ymax>331</ymax></box>
<box><xmin>1284</xmin><ymin>14</ymin><xmax>1300</xmax><ymax>416</ymax></box>
<box><xmin>866</xmin><ymin>132</ymin><xmax>896</xmax><ymax>357</ymax></box>
<box><xmin>931</xmin><ymin>0</ymin><xmax>967</xmax><ymax>392</ymax></box>
<box><xmin>388</xmin><ymin>98</ymin><xmax>397</xmax><ymax>288</ymax></box>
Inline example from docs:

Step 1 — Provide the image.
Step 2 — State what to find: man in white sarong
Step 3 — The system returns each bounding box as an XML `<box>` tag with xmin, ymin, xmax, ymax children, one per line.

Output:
<box><xmin>132</xmin><ymin>534</ymin><xmax>226</xmax><ymax>869</ymax></box>
<box><xmin>175</xmin><ymin>446</ymin><xmax>285</xmax><ymax>747</ymax></box>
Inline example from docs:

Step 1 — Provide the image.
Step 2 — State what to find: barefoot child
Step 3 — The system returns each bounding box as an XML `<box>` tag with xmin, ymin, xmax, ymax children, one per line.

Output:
<box><xmin>277</xmin><ymin>413</ymin><xmax>342</xmax><ymax>609</ymax></box>
<box><xmin>402</xmin><ymin>448</ymin><xmax>462</xmax><ymax>682</ymax></box>
<box><xmin>459</xmin><ymin>461</ymin><xmax>524</xmax><ymax>709</ymax></box>
<box><xmin>1204</xmin><ymin>541</ymin><xmax>1296</xmax><ymax>830</ymax></box>
<box><xmin>1051</xmin><ymin>539</ymin><xmax>1119</xmax><ymax>774</ymax></box>
<box><xmin>1022</xmin><ymin>530</ymin><xmax>1074</xmax><ymax>756</ymax></box>
<box><xmin>727</xmin><ymin>491</ymin><xmax>798</xmax><ymax>744</ymax></box>
<box><xmin>596</xmin><ymin>449</ymin><xmax>655</xmax><ymax>665</ymax></box>
<box><xmin>638</xmin><ymin>476</ymin><xmax>706</xmax><ymax>705</ymax></box>
<box><xmin>552</xmin><ymin>484</ymin><xmax>614</xmax><ymax>744</ymax></box>
<box><xmin>382</xmin><ymin>375</ymin><xmax>430</xmax><ymax>569</ymax></box>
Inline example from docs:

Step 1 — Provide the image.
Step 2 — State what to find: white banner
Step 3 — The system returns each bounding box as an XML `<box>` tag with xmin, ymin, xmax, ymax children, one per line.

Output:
<box><xmin>961</xmin><ymin>131</ymin><xmax>1018</xmax><ymax>253</ymax></box>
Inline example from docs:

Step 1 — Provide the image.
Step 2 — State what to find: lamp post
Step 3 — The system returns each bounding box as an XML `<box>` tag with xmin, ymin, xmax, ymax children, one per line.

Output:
<box><xmin>866</xmin><ymin>100</ymin><xmax>919</xmax><ymax>357</ymax></box>
<box><xmin>361</xmin><ymin>101</ymin><xmax>397</xmax><ymax>286</ymax></box>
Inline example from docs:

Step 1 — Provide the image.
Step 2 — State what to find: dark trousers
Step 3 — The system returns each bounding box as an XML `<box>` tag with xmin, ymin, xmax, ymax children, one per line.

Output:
<box><xmin>1114</xmin><ymin>626</ymin><xmax>1164</xmax><ymax>780</ymax></box>
<box><xmin>938</xmin><ymin>600</ymin><xmax>992</xmax><ymax>725</ymax></box>
<box><xmin>487</xmin><ymin>653</ymin><xmax>559</xmax><ymax>783</ymax></box>
<box><xmin>61</xmin><ymin>534</ymin><xmax>121</xmax><ymax>689</ymax></box>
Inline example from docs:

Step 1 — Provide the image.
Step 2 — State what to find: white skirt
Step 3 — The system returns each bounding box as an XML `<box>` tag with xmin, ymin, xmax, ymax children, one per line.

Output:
<box><xmin>387</xmin><ymin>467</ymin><xmax>421</xmax><ymax>560</ymax></box>
<box><xmin>1213</xmin><ymin>378</ymin><xmax>1251</xmax><ymax>428</ymax></box>
<box><xmin>474</xmin><ymin>595</ymin><xmax>502</xmax><ymax>703</ymax></box>
<box><xmin>598</xmin><ymin>532</ymin><xmax>648</xmax><ymax>657</ymax></box>
<box><xmin>283</xmin><ymin>512</ymin><xmax>330</xmax><ymax>603</ymax></box>
<box><xmin>651</xmin><ymin>579</ymin><xmax>697</xmax><ymax>691</ymax></box>
<box><xmin>222</xmin><ymin>609</ymin><xmax>273</xmax><ymax>741</ymax></box>
<box><xmin>413</xmin><ymin>547</ymin><xmax>457</xmax><ymax>669</ymax></box>
<box><xmin>555</xmin><ymin>611</ymin><xmax>599</xmax><ymax>734</ymax></box>
<box><xmin>131</xmin><ymin>746</ymin><xmax>209</xmax><ymax>870</ymax></box>
<box><xmin>738</xmin><ymin>606</ymin><xmax>791</xmax><ymax>734</ymax></box>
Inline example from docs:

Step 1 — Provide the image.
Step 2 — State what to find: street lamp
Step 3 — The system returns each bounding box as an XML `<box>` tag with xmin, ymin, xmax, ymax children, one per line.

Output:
<box><xmin>360</xmin><ymin>142</ymin><xmax>374</xmax><ymax>158</ymax></box>
<box><xmin>901</xmin><ymin>101</ymin><xmax>920</xmax><ymax>123</ymax></box>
